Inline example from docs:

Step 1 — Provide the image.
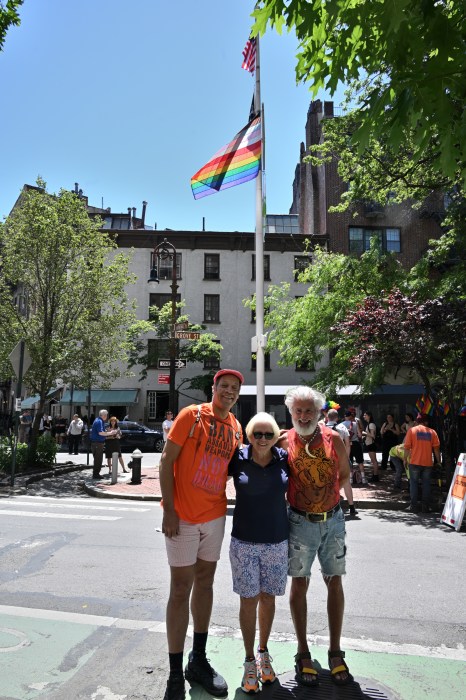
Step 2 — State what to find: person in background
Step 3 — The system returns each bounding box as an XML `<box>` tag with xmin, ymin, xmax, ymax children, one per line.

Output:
<box><xmin>90</xmin><ymin>409</ymin><xmax>115</xmax><ymax>479</ymax></box>
<box><xmin>404</xmin><ymin>413</ymin><xmax>441</xmax><ymax>513</ymax></box>
<box><xmin>67</xmin><ymin>414</ymin><xmax>83</xmax><ymax>455</ymax></box>
<box><xmin>228</xmin><ymin>412</ymin><xmax>289</xmax><ymax>694</ymax></box>
<box><xmin>163</xmin><ymin>410</ymin><xmax>174</xmax><ymax>442</ymax></box>
<box><xmin>278</xmin><ymin>386</ymin><xmax>353</xmax><ymax>688</ymax></box>
<box><xmin>401</xmin><ymin>413</ymin><xmax>416</xmax><ymax>435</ymax></box>
<box><xmin>53</xmin><ymin>413</ymin><xmax>68</xmax><ymax>446</ymax></box>
<box><xmin>362</xmin><ymin>411</ymin><xmax>380</xmax><ymax>482</ymax></box>
<box><xmin>380</xmin><ymin>413</ymin><xmax>401</xmax><ymax>469</ymax></box>
<box><xmin>18</xmin><ymin>409</ymin><xmax>32</xmax><ymax>443</ymax></box>
<box><xmin>326</xmin><ymin>409</ymin><xmax>357</xmax><ymax>516</ymax></box>
<box><xmin>105</xmin><ymin>416</ymin><xmax>129</xmax><ymax>474</ymax></box>
<box><xmin>389</xmin><ymin>442</ymin><xmax>408</xmax><ymax>491</ymax></box>
<box><xmin>341</xmin><ymin>410</ymin><xmax>366</xmax><ymax>486</ymax></box>
<box><xmin>159</xmin><ymin>369</ymin><xmax>244</xmax><ymax>700</ymax></box>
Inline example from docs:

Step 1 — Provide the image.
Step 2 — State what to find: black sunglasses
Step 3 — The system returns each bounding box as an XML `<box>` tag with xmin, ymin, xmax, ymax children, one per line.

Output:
<box><xmin>253</xmin><ymin>431</ymin><xmax>274</xmax><ymax>440</ymax></box>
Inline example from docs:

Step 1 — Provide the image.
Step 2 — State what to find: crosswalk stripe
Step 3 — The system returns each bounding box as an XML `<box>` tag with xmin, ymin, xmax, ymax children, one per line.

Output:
<box><xmin>0</xmin><ymin>510</ymin><xmax>120</xmax><ymax>520</ymax></box>
<box><xmin>2</xmin><ymin>500</ymin><xmax>149</xmax><ymax>512</ymax></box>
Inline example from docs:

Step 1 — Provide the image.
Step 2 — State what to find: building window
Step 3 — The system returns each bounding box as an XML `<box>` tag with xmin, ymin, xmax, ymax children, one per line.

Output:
<box><xmin>147</xmin><ymin>339</ymin><xmax>171</xmax><ymax>368</ymax></box>
<box><xmin>151</xmin><ymin>252</ymin><xmax>182</xmax><ymax>280</ymax></box>
<box><xmin>265</xmin><ymin>214</ymin><xmax>299</xmax><ymax>234</ymax></box>
<box><xmin>147</xmin><ymin>390</ymin><xmax>157</xmax><ymax>420</ymax></box>
<box><xmin>251</xmin><ymin>353</ymin><xmax>271</xmax><ymax>371</ymax></box>
<box><xmin>204</xmin><ymin>339</ymin><xmax>221</xmax><ymax>370</ymax></box>
<box><xmin>349</xmin><ymin>227</ymin><xmax>401</xmax><ymax>254</ymax></box>
<box><xmin>295</xmin><ymin>359</ymin><xmax>315</xmax><ymax>372</ymax></box>
<box><xmin>252</xmin><ymin>254</ymin><xmax>271</xmax><ymax>281</ymax></box>
<box><xmin>204</xmin><ymin>254</ymin><xmax>220</xmax><ymax>280</ymax></box>
<box><xmin>149</xmin><ymin>293</ymin><xmax>181</xmax><ymax>320</ymax></box>
<box><xmin>294</xmin><ymin>256</ymin><xmax>311</xmax><ymax>279</ymax></box>
<box><xmin>204</xmin><ymin>295</ymin><xmax>220</xmax><ymax>323</ymax></box>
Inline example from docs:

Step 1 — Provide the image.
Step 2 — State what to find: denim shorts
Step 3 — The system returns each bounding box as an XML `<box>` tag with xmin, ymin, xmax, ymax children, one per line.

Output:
<box><xmin>229</xmin><ymin>537</ymin><xmax>288</xmax><ymax>598</ymax></box>
<box><xmin>288</xmin><ymin>507</ymin><xmax>346</xmax><ymax>578</ymax></box>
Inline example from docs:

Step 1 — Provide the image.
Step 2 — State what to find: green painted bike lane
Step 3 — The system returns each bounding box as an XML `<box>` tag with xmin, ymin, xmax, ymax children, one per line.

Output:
<box><xmin>1</xmin><ymin>610</ymin><xmax>465</xmax><ymax>699</ymax></box>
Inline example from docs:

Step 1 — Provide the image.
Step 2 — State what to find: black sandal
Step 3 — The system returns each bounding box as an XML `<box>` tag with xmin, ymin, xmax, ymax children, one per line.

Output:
<box><xmin>328</xmin><ymin>649</ymin><xmax>353</xmax><ymax>686</ymax></box>
<box><xmin>294</xmin><ymin>651</ymin><xmax>319</xmax><ymax>686</ymax></box>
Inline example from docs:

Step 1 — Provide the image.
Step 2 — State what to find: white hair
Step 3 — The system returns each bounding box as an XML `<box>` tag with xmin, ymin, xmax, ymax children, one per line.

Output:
<box><xmin>284</xmin><ymin>386</ymin><xmax>326</xmax><ymax>412</ymax></box>
<box><xmin>99</xmin><ymin>409</ymin><xmax>108</xmax><ymax>417</ymax></box>
<box><xmin>245</xmin><ymin>412</ymin><xmax>280</xmax><ymax>441</ymax></box>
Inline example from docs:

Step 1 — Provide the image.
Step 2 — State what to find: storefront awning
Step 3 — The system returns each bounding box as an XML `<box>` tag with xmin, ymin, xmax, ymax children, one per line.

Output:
<box><xmin>20</xmin><ymin>394</ymin><xmax>41</xmax><ymax>408</ymax></box>
<box><xmin>59</xmin><ymin>389</ymin><xmax>139</xmax><ymax>405</ymax></box>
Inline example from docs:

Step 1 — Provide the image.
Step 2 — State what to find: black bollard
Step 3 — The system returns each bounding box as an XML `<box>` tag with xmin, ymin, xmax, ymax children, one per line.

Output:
<box><xmin>129</xmin><ymin>448</ymin><xmax>143</xmax><ymax>484</ymax></box>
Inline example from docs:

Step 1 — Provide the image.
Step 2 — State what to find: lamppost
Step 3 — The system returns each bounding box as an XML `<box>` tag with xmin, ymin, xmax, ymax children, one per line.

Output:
<box><xmin>148</xmin><ymin>238</ymin><xmax>178</xmax><ymax>413</ymax></box>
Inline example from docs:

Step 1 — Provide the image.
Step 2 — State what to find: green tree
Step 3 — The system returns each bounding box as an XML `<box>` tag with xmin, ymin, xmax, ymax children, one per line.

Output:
<box><xmin>129</xmin><ymin>300</ymin><xmax>222</xmax><ymax>401</ymax></box>
<box><xmin>253</xmin><ymin>1</ymin><xmax>466</xmax><ymax>186</ymax></box>
<box><xmin>0</xmin><ymin>0</ymin><xmax>22</xmax><ymax>50</ymax></box>
<box><xmin>256</xmin><ymin>243</ymin><xmax>406</xmax><ymax>393</ymax></box>
<box><xmin>0</xmin><ymin>180</ymin><xmax>141</xmax><ymax>461</ymax></box>
<box><xmin>334</xmin><ymin>289</ymin><xmax>466</xmax><ymax>477</ymax></box>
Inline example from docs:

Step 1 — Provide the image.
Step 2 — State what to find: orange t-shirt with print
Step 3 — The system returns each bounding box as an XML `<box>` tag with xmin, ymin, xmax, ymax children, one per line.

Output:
<box><xmin>404</xmin><ymin>424</ymin><xmax>440</xmax><ymax>467</ymax></box>
<box><xmin>167</xmin><ymin>403</ymin><xmax>242</xmax><ymax>524</ymax></box>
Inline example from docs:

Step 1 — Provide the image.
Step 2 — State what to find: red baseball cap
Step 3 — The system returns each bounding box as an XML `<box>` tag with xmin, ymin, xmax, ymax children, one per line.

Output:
<box><xmin>213</xmin><ymin>369</ymin><xmax>244</xmax><ymax>385</ymax></box>
<box><xmin>416</xmin><ymin>413</ymin><xmax>429</xmax><ymax>423</ymax></box>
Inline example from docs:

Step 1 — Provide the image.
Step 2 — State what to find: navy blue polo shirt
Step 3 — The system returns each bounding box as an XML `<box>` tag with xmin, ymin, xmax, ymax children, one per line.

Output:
<box><xmin>228</xmin><ymin>444</ymin><xmax>289</xmax><ymax>544</ymax></box>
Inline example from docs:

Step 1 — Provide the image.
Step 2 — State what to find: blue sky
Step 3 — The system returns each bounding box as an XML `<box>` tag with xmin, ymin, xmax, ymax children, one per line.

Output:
<box><xmin>0</xmin><ymin>0</ymin><xmax>344</xmax><ymax>231</ymax></box>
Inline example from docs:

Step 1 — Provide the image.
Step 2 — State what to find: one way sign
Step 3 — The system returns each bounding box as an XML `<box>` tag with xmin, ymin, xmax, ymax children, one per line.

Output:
<box><xmin>157</xmin><ymin>358</ymin><xmax>187</xmax><ymax>369</ymax></box>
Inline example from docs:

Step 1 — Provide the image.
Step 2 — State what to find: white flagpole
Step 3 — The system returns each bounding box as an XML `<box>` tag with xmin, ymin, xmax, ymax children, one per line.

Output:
<box><xmin>254</xmin><ymin>35</ymin><xmax>265</xmax><ymax>412</ymax></box>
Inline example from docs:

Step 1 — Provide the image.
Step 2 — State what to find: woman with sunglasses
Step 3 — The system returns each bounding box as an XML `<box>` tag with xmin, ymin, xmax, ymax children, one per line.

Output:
<box><xmin>228</xmin><ymin>412</ymin><xmax>289</xmax><ymax>694</ymax></box>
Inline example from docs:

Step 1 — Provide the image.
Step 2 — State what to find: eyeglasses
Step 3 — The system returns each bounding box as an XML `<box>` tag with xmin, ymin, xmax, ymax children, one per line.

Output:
<box><xmin>253</xmin><ymin>431</ymin><xmax>274</xmax><ymax>440</ymax></box>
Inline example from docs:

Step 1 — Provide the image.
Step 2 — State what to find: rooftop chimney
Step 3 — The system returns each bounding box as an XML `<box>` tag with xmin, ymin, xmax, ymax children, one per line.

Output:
<box><xmin>141</xmin><ymin>201</ymin><xmax>147</xmax><ymax>228</ymax></box>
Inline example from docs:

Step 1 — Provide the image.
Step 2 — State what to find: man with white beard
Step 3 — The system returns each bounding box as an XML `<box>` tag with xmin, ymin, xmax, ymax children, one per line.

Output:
<box><xmin>277</xmin><ymin>386</ymin><xmax>352</xmax><ymax>688</ymax></box>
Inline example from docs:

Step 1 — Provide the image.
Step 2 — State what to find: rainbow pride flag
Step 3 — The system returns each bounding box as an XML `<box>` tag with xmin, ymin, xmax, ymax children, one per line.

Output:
<box><xmin>415</xmin><ymin>394</ymin><xmax>434</xmax><ymax>415</ymax></box>
<box><xmin>191</xmin><ymin>117</ymin><xmax>261</xmax><ymax>199</ymax></box>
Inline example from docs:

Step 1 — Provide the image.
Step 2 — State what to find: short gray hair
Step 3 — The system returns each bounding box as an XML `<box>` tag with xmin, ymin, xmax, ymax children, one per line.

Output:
<box><xmin>245</xmin><ymin>412</ymin><xmax>280</xmax><ymax>441</ymax></box>
<box><xmin>284</xmin><ymin>386</ymin><xmax>326</xmax><ymax>413</ymax></box>
<box><xmin>99</xmin><ymin>409</ymin><xmax>108</xmax><ymax>417</ymax></box>
<box><xmin>327</xmin><ymin>408</ymin><xmax>339</xmax><ymax>422</ymax></box>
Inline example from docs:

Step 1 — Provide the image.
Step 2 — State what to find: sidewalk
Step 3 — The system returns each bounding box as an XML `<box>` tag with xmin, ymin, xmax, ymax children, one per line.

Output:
<box><xmin>83</xmin><ymin>456</ymin><xmax>421</xmax><ymax>510</ymax></box>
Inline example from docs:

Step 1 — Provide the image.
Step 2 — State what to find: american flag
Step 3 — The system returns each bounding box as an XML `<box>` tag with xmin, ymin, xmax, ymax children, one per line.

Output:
<box><xmin>242</xmin><ymin>36</ymin><xmax>257</xmax><ymax>74</ymax></box>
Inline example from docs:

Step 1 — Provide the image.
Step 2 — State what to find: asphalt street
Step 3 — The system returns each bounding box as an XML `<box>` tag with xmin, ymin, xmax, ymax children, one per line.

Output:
<box><xmin>0</xmin><ymin>458</ymin><xmax>465</xmax><ymax>699</ymax></box>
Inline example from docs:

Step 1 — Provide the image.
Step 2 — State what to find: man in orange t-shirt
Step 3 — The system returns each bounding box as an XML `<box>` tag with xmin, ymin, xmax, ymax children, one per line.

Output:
<box><xmin>404</xmin><ymin>413</ymin><xmax>441</xmax><ymax>513</ymax></box>
<box><xmin>159</xmin><ymin>369</ymin><xmax>243</xmax><ymax>700</ymax></box>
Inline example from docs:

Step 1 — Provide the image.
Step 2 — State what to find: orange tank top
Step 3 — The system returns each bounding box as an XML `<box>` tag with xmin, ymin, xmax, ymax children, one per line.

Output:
<box><xmin>287</xmin><ymin>426</ymin><xmax>340</xmax><ymax>513</ymax></box>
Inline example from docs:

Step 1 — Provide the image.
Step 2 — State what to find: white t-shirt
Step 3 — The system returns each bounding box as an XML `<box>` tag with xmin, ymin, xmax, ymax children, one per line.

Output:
<box><xmin>162</xmin><ymin>418</ymin><xmax>173</xmax><ymax>442</ymax></box>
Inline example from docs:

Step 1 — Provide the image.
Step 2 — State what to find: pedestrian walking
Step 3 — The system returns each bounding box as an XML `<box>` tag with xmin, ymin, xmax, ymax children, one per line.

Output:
<box><xmin>18</xmin><ymin>409</ymin><xmax>32</xmax><ymax>443</ymax></box>
<box><xmin>362</xmin><ymin>411</ymin><xmax>380</xmax><ymax>482</ymax></box>
<box><xmin>162</xmin><ymin>410</ymin><xmax>174</xmax><ymax>442</ymax></box>
<box><xmin>90</xmin><ymin>409</ymin><xmax>115</xmax><ymax>479</ymax></box>
<box><xmin>404</xmin><ymin>413</ymin><xmax>441</xmax><ymax>513</ymax></box>
<box><xmin>380</xmin><ymin>413</ymin><xmax>401</xmax><ymax>469</ymax></box>
<box><xmin>105</xmin><ymin>416</ymin><xmax>129</xmax><ymax>473</ymax></box>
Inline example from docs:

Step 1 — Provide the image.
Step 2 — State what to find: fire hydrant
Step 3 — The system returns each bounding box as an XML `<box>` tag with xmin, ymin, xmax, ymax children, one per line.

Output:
<box><xmin>128</xmin><ymin>448</ymin><xmax>143</xmax><ymax>485</ymax></box>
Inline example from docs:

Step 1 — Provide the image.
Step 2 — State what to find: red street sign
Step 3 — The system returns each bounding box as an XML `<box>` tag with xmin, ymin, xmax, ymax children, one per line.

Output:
<box><xmin>158</xmin><ymin>373</ymin><xmax>170</xmax><ymax>385</ymax></box>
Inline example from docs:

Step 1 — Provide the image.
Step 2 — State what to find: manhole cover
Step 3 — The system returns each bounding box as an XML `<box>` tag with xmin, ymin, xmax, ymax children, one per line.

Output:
<box><xmin>258</xmin><ymin>670</ymin><xmax>401</xmax><ymax>700</ymax></box>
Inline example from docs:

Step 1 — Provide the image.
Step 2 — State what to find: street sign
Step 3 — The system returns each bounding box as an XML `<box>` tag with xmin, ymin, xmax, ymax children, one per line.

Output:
<box><xmin>15</xmin><ymin>398</ymin><xmax>22</xmax><ymax>411</ymax></box>
<box><xmin>158</xmin><ymin>374</ymin><xmax>170</xmax><ymax>385</ymax></box>
<box><xmin>158</xmin><ymin>358</ymin><xmax>187</xmax><ymax>369</ymax></box>
<box><xmin>174</xmin><ymin>321</ymin><xmax>189</xmax><ymax>331</ymax></box>
<box><xmin>174</xmin><ymin>331</ymin><xmax>201</xmax><ymax>340</ymax></box>
<box><xmin>8</xmin><ymin>340</ymin><xmax>32</xmax><ymax>378</ymax></box>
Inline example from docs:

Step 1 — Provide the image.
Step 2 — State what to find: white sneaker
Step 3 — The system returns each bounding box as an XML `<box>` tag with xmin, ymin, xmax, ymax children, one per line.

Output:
<box><xmin>256</xmin><ymin>650</ymin><xmax>276</xmax><ymax>684</ymax></box>
<box><xmin>241</xmin><ymin>660</ymin><xmax>259</xmax><ymax>694</ymax></box>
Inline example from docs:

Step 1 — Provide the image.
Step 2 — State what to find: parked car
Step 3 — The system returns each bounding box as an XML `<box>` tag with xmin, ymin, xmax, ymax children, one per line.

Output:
<box><xmin>118</xmin><ymin>421</ymin><xmax>164</xmax><ymax>452</ymax></box>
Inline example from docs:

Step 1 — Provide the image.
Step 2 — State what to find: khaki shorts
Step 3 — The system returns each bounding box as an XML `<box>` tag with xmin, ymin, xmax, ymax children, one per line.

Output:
<box><xmin>165</xmin><ymin>515</ymin><xmax>226</xmax><ymax>567</ymax></box>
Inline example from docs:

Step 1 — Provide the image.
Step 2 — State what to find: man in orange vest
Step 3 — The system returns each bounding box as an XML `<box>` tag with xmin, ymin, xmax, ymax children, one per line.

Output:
<box><xmin>278</xmin><ymin>386</ymin><xmax>352</xmax><ymax>688</ymax></box>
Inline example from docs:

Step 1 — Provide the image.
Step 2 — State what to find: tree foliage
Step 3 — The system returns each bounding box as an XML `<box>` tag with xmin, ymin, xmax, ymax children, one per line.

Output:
<box><xmin>128</xmin><ymin>300</ymin><xmax>221</xmax><ymax>389</ymax></box>
<box><xmin>253</xmin><ymin>1</ymin><xmax>466</xmax><ymax>186</ymax></box>
<box><xmin>259</xmin><ymin>243</ymin><xmax>406</xmax><ymax>393</ymax></box>
<box><xmin>0</xmin><ymin>0</ymin><xmax>22</xmax><ymax>50</ymax></box>
<box><xmin>0</xmin><ymin>180</ymin><xmax>141</xmax><ymax>451</ymax></box>
<box><xmin>333</xmin><ymin>288</ymin><xmax>466</xmax><ymax>475</ymax></box>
